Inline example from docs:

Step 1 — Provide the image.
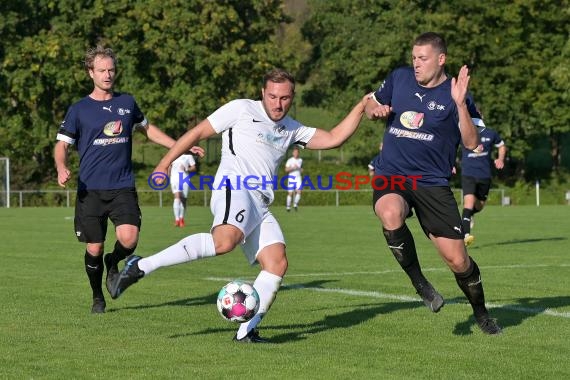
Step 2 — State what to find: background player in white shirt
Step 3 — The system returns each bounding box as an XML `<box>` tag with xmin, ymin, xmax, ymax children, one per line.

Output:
<box><xmin>285</xmin><ymin>146</ymin><xmax>303</xmax><ymax>211</ymax></box>
<box><xmin>170</xmin><ymin>153</ymin><xmax>196</xmax><ymax>227</ymax></box>
<box><xmin>111</xmin><ymin>68</ymin><xmax>368</xmax><ymax>342</ymax></box>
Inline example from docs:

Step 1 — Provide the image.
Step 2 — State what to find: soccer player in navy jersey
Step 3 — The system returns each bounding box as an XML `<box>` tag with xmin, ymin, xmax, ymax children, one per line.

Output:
<box><xmin>54</xmin><ymin>46</ymin><xmax>201</xmax><ymax>314</ymax></box>
<box><xmin>460</xmin><ymin>120</ymin><xmax>507</xmax><ymax>247</ymax></box>
<box><xmin>110</xmin><ymin>68</ymin><xmax>369</xmax><ymax>342</ymax></box>
<box><xmin>365</xmin><ymin>32</ymin><xmax>501</xmax><ymax>334</ymax></box>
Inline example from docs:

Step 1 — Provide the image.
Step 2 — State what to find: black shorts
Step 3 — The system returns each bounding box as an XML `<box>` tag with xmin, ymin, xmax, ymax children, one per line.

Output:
<box><xmin>372</xmin><ymin>178</ymin><xmax>463</xmax><ymax>239</ymax></box>
<box><xmin>74</xmin><ymin>188</ymin><xmax>142</xmax><ymax>243</ymax></box>
<box><xmin>461</xmin><ymin>175</ymin><xmax>491</xmax><ymax>201</ymax></box>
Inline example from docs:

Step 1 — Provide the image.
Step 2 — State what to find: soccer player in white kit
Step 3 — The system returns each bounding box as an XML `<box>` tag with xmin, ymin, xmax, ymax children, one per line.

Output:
<box><xmin>170</xmin><ymin>153</ymin><xmax>196</xmax><ymax>227</ymax></box>
<box><xmin>111</xmin><ymin>68</ymin><xmax>369</xmax><ymax>342</ymax></box>
<box><xmin>285</xmin><ymin>146</ymin><xmax>303</xmax><ymax>211</ymax></box>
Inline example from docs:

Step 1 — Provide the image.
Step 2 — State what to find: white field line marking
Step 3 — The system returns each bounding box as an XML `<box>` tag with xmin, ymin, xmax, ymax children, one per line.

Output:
<box><xmin>206</xmin><ymin>263</ymin><xmax>570</xmax><ymax>319</ymax></box>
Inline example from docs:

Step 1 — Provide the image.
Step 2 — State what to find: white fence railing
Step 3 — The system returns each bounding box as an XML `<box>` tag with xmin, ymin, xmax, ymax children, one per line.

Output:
<box><xmin>0</xmin><ymin>188</ymin><xmax>524</xmax><ymax>208</ymax></box>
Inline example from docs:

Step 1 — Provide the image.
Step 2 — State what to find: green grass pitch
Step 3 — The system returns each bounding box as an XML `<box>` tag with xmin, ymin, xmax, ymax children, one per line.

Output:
<box><xmin>1</xmin><ymin>205</ymin><xmax>569</xmax><ymax>379</ymax></box>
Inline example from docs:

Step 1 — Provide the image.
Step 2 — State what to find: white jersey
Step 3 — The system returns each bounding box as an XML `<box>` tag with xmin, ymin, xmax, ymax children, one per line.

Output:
<box><xmin>207</xmin><ymin>99</ymin><xmax>316</xmax><ymax>204</ymax></box>
<box><xmin>285</xmin><ymin>157</ymin><xmax>303</xmax><ymax>178</ymax></box>
<box><xmin>171</xmin><ymin>154</ymin><xmax>196</xmax><ymax>175</ymax></box>
<box><xmin>170</xmin><ymin>154</ymin><xmax>196</xmax><ymax>194</ymax></box>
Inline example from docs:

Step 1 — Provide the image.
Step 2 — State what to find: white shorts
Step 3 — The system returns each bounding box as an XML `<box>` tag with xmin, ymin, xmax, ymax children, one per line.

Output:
<box><xmin>171</xmin><ymin>171</ymin><xmax>189</xmax><ymax>197</ymax></box>
<box><xmin>210</xmin><ymin>188</ymin><xmax>285</xmax><ymax>265</ymax></box>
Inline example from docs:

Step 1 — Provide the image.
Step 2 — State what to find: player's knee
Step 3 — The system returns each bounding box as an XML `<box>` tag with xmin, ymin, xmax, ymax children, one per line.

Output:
<box><xmin>213</xmin><ymin>239</ymin><xmax>236</xmax><ymax>254</ymax></box>
<box><xmin>118</xmin><ymin>236</ymin><xmax>138</xmax><ymax>250</ymax></box>
<box><xmin>446</xmin><ymin>253</ymin><xmax>470</xmax><ymax>273</ymax></box>
<box><xmin>377</xmin><ymin>209</ymin><xmax>405</xmax><ymax>228</ymax></box>
<box><xmin>262</xmin><ymin>255</ymin><xmax>288</xmax><ymax>277</ymax></box>
<box><xmin>86</xmin><ymin>243</ymin><xmax>104</xmax><ymax>256</ymax></box>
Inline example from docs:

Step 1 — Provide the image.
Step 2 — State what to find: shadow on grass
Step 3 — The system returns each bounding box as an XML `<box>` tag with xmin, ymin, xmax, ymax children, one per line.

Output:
<box><xmin>157</xmin><ymin>279</ymin><xmax>429</xmax><ymax>342</ymax></box>
<box><xmin>111</xmin><ymin>279</ymin><xmax>569</xmax><ymax>340</ymax></box>
<box><xmin>453</xmin><ymin>295</ymin><xmax>570</xmax><ymax>336</ymax></box>
<box><xmin>468</xmin><ymin>236</ymin><xmax>566</xmax><ymax>250</ymax></box>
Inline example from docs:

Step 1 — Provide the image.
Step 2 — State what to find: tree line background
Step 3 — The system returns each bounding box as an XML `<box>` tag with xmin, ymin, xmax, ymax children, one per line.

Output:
<box><xmin>1</xmin><ymin>0</ymin><xmax>569</xmax><ymax>190</ymax></box>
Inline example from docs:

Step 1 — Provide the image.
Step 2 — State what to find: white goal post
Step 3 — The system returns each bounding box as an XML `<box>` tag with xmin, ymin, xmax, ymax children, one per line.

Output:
<box><xmin>0</xmin><ymin>157</ymin><xmax>10</xmax><ymax>208</ymax></box>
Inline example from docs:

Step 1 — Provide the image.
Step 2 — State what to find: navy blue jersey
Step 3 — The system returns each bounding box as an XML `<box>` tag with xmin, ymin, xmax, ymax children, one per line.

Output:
<box><xmin>461</xmin><ymin>126</ymin><xmax>504</xmax><ymax>179</ymax></box>
<box><xmin>56</xmin><ymin>93</ymin><xmax>147</xmax><ymax>191</ymax></box>
<box><xmin>372</xmin><ymin>67</ymin><xmax>481</xmax><ymax>186</ymax></box>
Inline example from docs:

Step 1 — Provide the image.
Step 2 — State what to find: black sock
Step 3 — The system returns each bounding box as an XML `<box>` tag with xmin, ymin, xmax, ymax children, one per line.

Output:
<box><xmin>454</xmin><ymin>257</ymin><xmax>488</xmax><ymax>318</ymax></box>
<box><xmin>462</xmin><ymin>208</ymin><xmax>474</xmax><ymax>235</ymax></box>
<box><xmin>383</xmin><ymin>224</ymin><xmax>426</xmax><ymax>291</ymax></box>
<box><xmin>107</xmin><ymin>241</ymin><xmax>137</xmax><ymax>268</ymax></box>
<box><xmin>84</xmin><ymin>251</ymin><xmax>104</xmax><ymax>300</ymax></box>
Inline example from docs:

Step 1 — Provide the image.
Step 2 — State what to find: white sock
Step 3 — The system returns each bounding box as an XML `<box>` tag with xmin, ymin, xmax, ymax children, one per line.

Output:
<box><xmin>294</xmin><ymin>193</ymin><xmax>301</xmax><ymax>206</ymax></box>
<box><xmin>179</xmin><ymin>202</ymin><xmax>185</xmax><ymax>220</ymax></box>
<box><xmin>236</xmin><ymin>270</ymin><xmax>282</xmax><ymax>339</ymax></box>
<box><xmin>173</xmin><ymin>199</ymin><xmax>182</xmax><ymax>220</ymax></box>
<box><xmin>138</xmin><ymin>233</ymin><xmax>216</xmax><ymax>275</ymax></box>
<box><xmin>286</xmin><ymin>194</ymin><xmax>292</xmax><ymax>208</ymax></box>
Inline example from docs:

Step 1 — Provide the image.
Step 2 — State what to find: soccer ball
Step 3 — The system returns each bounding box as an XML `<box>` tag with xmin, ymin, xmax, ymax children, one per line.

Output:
<box><xmin>216</xmin><ymin>280</ymin><xmax>260</xmax><ymax>323</ymax></box>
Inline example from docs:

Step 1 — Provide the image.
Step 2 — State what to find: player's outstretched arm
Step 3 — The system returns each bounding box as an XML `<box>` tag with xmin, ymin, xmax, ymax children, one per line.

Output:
<box><xmin>143</xmin><ymin>123</ymin><xmax>177</xmax><ymax>149</ymax></box>
<box><xmin>365</xmin><ymin>93</ymin><xmax>392</xmax><ymax>120</ymax></box>
<box><xmin>153</xmin><ymin>120</ymin><xmax>215</xmax><ymax>176</ymax></box>
<box><xmin>306</xmin><ymin>95</ymin><xmax>368</xmax><ymax>150</ymax></box>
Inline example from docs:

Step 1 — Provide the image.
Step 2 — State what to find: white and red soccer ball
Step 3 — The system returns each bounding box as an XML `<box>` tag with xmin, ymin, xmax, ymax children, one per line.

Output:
<box><xmin>216</xmin><ymin>280</ymin><xmax>260</xmax><ymax>323</ymax></box>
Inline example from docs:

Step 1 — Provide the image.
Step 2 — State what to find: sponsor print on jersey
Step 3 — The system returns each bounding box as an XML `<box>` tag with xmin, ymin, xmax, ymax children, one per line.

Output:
<box><xmin>388</xmin><ymin>126</ymin><xmax>434</xmax><ymax>141</ymax></box>
<box><xmin>472</xmin><ymin>143</ymin><xmax>484</xmax><ymax>153</ymax></box>
<box><xmin>255</xmin><ymin>130</ymin><xmax>288</xmax><ymax>150</ymax></box>
<box><xmin>103</xmin><ymin>120</ymin><xmax>123</xmax><ymax>136</ymax></box>
<box><xmin>400</xmin><ymin>111</ymin><xmax>424</xmax><ymax>129</ymax></box>
<box><xmin>93</xmin><ymin>136</ymin><xmax>130</xmax><ymax>146</ymax></box>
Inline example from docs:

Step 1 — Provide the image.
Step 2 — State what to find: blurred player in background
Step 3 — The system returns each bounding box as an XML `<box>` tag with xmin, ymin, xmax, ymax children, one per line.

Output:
<box><xmin>170</xmin><ymin>152</ymin><xmax>196</xmax><ymax>227</ymax></box>
<box><xmin>285</xmin><ymin>146</ymin><xmax>303</xmax><ymax>211</ymax></box>
<box><xmin>460</xmin><ymin>119</ymin><xmax>507</xmax><ymax>247</ymax></box>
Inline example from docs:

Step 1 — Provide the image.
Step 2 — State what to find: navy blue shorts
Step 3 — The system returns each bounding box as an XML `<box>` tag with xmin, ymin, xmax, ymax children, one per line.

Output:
<box><xmin>74</xmin><ymin>188</ymin><xmax>141</xmax><ymax>243</ymax></box>
<box><xmin>373</xmin><ymin>179</ymin><xmax>463</xmax><ymax>239</ymax></box>
<box><xmin>461</xmin><ymin>175</ymin><xmax>491</xmax><ymax>201</ymax></box>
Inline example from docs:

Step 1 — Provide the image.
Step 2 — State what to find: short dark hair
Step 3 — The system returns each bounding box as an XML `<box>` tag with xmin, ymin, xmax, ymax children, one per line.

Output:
<box><xmin>414</xmin><ymin>32</ymin><xmax>447</xmax><ymax>54</ymax></box>
<box><xmin>263</xmin><ymin>68</ymin><xmax>295</xmax><ymax>92</ymax></box>
<box><xmin>84</xmin><ymin>45</ymin><xmax>116</xmax><ymax>73</ymax></box>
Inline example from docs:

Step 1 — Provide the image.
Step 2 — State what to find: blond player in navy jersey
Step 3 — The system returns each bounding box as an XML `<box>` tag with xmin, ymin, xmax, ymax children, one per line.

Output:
<box><xmin>111</xmin><ymin>68</ymin><xmax>368</xmax><ymax>343</ymax></box>
<box><xmin>365</xmin><ymin>32</ymin><xmax>501</xmax><ymax>334</ymax></box>
<box><xmin>54</xmin><ymin>46</ymin><xmax>202</xmax><ymax>314</ymax></box>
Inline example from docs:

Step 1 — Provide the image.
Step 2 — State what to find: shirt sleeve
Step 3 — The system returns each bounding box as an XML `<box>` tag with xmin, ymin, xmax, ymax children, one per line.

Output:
<box><xmin>56</xmin><ymin>106</ymin><xmax>78</xmax><ymax>145</ymax></box>
<box><xmin>293</xmin><ymin>124</ymin><xmax>317</xmax><ymax>148</ymax></box>
<box><xmin>207</xmin><ymin>100</ymin><xmax>243</xmax><ymax>134</ymax></box>
<box><xmin>132</xmin><ymin>100</ymin><xmax>148</xmax><ymax>131</ymax></box>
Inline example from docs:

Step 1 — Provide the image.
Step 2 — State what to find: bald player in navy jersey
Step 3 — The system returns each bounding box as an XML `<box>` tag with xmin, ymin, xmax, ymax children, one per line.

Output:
<box><xmin>54</xmin><ymin>45</ymin><xmax>202</xmax><ymax>314</ymax></box>
<box><xmin>365</xmin><ymin>32</ymin><xmax>501</xmax><ymax>334</ymax></box>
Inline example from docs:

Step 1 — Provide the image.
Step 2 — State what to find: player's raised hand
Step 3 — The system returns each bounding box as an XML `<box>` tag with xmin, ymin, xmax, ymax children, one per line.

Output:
<box><xmin>451</xmin><ymin>65</ymin><xmax>470</xmax><ymax>106</ymax></box>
